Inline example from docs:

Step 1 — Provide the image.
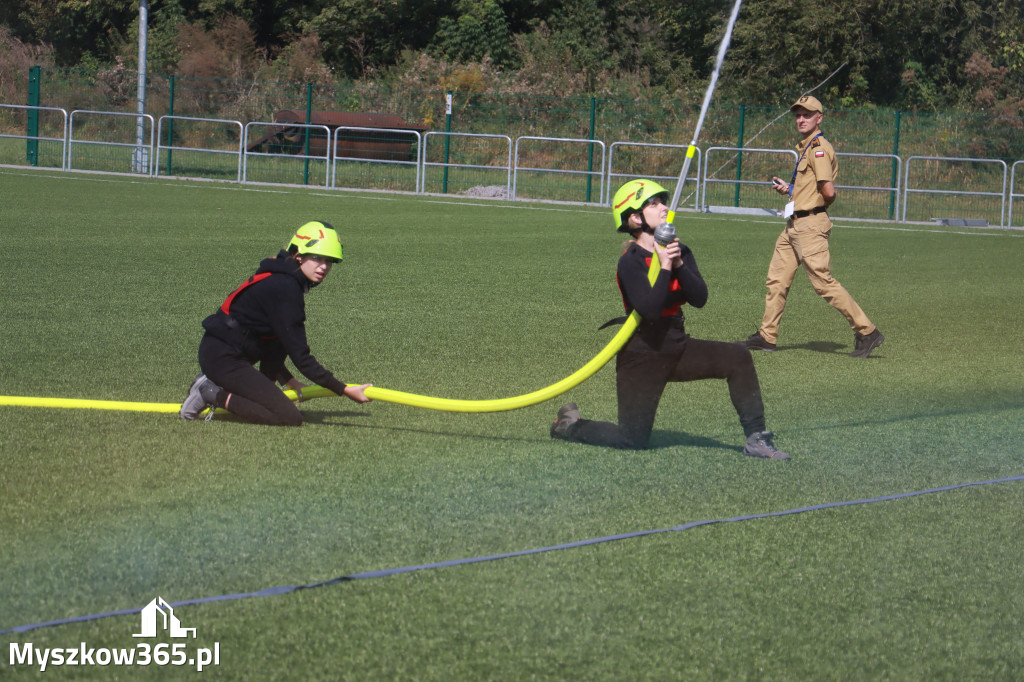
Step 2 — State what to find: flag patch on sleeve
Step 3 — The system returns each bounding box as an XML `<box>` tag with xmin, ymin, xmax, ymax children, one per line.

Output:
<box><xmin>814</xmin><ymin>150</ymin><xmax>825</xmax><ymax>157</ymax></box>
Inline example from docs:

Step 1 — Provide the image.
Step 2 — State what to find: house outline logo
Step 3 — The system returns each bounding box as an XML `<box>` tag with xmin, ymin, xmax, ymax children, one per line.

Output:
<box><xmin>132</xmin><ymin>597</ymin><xmax>196</xmax><ymax>639</ymax></box>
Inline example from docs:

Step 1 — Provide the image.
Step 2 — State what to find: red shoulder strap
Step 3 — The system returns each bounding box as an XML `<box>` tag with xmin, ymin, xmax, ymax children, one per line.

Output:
<box><xmin>219</xmin><ymin>272</ymin><xmax>273</xmax><ymax>314</ymax></box>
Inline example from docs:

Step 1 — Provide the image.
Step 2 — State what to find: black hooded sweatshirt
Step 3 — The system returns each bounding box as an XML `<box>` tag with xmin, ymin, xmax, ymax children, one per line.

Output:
<box><xmin>201</xmin><ymin>251</ymin><xmax>348</xmax><ymax>396</ymax></box>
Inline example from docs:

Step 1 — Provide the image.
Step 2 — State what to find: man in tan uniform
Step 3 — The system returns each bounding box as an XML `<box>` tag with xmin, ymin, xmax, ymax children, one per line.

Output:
<box><xmin>742</xmin><ymin>95</ymin><xmax>884</xmax><ymax>358</ymax></box>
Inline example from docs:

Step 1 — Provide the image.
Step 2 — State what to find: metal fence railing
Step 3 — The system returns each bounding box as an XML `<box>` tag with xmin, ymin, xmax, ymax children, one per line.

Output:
<box><xmin>242</xmin><ymin>121</ymin><xmax>331</xmax><ymax>186</ymax></box>
<box><xmin>420</xmin><ymin>132</ymin><xmax>512</xmax><ymax>197</ymax></box>
<box><xmin>512</xmin><ymin>136</ymin><xmax>606</xmax><ymax>204</ymax></box>
<box><xmin>607</xmin><ymin>142</ymin><xmax>700</xmax><ymax>212</ymax></box>
<box><xmin>1010</xmin><ymin>161</ymin><xmax>1024</xmax><ymax>228</ymax></box>
<box><xmin>330</xmin><ymin>126</ymin><xmax>421</xmax><ymax>193</ymax></box>
<box><xmin>0</xmin><ymin>103</ymin><xmax>68</xmax><ymax>170</ymax></box>
<box><xmin>902</xmin><ymin>156</ymin><xmax>1008</xmax><ymax>226</ymax></box>
<box><xmin>155</xmin><ymin>115</ymin><xmax>244</xmax><ymax>182</ymax></box>
<box><xmin>835</xmin><ymin>153</ymin><xmax>903</xmax><ymax>222</ymax></box>
<box><xmin>3</xmin><ymin>104</ymin><xmax>1024</xmax><ymax>228</ymax></box>
<box><xmin>700</xmin><ymin>147</ymin><xmax>797</xmax><ymax>215</ymax></box>
<box><xmin>67</xmin><ymin>109</ymin><xmax>154</xmax><ymax>174</ymax></box>
<box><xmin>16</xmin><ymin>67</ymin><xmax>1024</xmax><ymax>166</ymax></box>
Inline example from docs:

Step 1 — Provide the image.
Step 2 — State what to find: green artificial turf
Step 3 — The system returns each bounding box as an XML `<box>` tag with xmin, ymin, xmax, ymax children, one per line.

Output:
<box><xmin>1</xmin><ymin>168</ymin><xmax>1022</xmax><ymax>680</ymax></box>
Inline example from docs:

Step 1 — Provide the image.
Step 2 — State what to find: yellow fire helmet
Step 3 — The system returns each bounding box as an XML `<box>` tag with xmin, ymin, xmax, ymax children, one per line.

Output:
<box><xmin>611</xmin><ymin>179</ymin><xmax>670</xmax><ymax>232</ymax></box>
<box><xmin>287</xmin><ymin>221</ymin><xmax>343</xmax><ymax>262</ymax></box>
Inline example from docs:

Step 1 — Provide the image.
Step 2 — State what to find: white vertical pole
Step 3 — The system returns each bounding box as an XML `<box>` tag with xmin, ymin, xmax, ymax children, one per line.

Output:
<box><xmin>135</xmin><ymin>0</ymin><xmax>149</xmax><ymax>173</ymax></box>
<box><xmin>667</xmin><ymin>0</ymin><xmax>744</xmax><ymax>219</ymax></box>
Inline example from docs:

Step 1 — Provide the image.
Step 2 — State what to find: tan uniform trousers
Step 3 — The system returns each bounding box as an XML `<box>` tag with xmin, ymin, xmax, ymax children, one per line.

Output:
<box><xmin>758</xmin><ymin>212</ymin><xmax>874</xmax><ymax>344</ymax></box>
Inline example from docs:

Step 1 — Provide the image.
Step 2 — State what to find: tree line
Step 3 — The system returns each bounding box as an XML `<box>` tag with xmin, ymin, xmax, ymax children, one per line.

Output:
<box><xmin>1</xmin><ymin>0</ymin><xmax>1022</xmax><ymax>116</ymax></box>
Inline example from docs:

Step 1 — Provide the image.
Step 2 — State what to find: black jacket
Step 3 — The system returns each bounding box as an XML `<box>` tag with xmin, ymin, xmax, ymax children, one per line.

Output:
<box><xmin>202</xmin><ymin>252</ymin><xmax>348</xmax><ymax>396</ymax></box>
<box><xmin>616</xmin><ymin>242</ymin><xmax>708</xmax><ymax>353</ymax></box>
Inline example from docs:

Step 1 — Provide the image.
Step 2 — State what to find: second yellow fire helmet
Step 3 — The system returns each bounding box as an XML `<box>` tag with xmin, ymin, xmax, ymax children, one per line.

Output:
<box><xmin>287</xmin><ymin>221</ymin><xmax>343</xmax><ymax>262</ymax></box>
<box><xmin>611</xmin><ymin>179</ymin><xmax>670</xmax><ymax>232</ymax></box>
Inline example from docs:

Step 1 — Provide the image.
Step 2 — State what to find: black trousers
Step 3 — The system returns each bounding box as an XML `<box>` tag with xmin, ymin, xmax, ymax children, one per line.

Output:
<box><xmin>198</xmin><ymin>334</ymin><xmax>303</xmax><ymax>426</ymax></box>
<box><xmin>568</xmin><ymin>337</ymin><xmax>766</xmax><ymax>449</ymax></box>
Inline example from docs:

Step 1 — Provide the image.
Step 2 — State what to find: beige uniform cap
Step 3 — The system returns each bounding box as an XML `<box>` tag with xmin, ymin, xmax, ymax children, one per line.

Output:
<box><xmin>791</xmin><ymin>95</ymin><xmax>823</xmax><ymax>113</ymax></box>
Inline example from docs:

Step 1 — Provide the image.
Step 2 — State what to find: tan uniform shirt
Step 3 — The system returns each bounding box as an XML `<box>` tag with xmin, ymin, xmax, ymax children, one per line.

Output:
<box><xmin>792</xmin><ymin>131</ymin><xmax>837</xmax><ymax>212</ymax></box>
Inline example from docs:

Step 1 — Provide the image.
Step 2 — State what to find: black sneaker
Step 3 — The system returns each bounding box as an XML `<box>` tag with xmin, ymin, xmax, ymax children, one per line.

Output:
<box><xmin>179</xmin><ymin>374</ymin><xmax>221</xmax><ymax>420</ymax></box>
<box><xmin>743</xmin><ymin>431</ymin><xmax>790</xmax><ymax>460</ymax></box>
<box><xmin>550</xmin><ymin>403</ymin><xmax>581</xmax><ymax>439</ymax></box>
<box><xmin>741</xmin><ymin>332</ymin><xmax>777</xmax><ymax>352</ymax></box>
<box><xmin>850</xmin><ymin>329</ymin><xmax>884</xmax><ymax>358</ymax></box>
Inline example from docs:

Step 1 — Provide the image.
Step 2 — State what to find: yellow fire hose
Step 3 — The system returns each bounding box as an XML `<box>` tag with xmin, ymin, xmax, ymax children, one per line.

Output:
<box><xmin>0</xmin><ymin>395</ymin><xmax>185</xmax><ymax>413</ymax></box>
<box><xmin>0</xmin><ymin>234</ymin><xmax>670</xmax><ymax>416</ymax></box>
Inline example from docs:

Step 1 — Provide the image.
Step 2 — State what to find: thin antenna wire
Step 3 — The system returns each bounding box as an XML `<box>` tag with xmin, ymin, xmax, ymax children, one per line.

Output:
<box><xmin>739</xmin><ymin>61</ymin><xmax>848</xmax><ymax>151</ymax></box>
<box><xmin>678</xmin><ymin>62</ymin><xmax>849</xmax><ymax>207</ymax></box>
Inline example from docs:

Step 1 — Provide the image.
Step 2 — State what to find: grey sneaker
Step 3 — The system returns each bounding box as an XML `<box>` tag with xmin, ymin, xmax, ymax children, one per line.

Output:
<box><xmin>850</xmin><ymin>329</ymin><xmax>884</xmax><ymax>358</ymax></box>
<box><xmin>743</xmin><ymin>431</ymin><xmax>790</xmax><ymax>460</ymax></box>
<box><xmin>179</xmin><ymin>374</ymin><xmax>221</xmax><ymax>420</ymax></box>
<box><xmin>550</xmin><ymin>403</ymin><xmax>581</xmax><ymax>439</ymax></box>
<box><xmin>741</xmin><ymin>332</ymin><xmax>777</xmax><ymax>352</ymax></box>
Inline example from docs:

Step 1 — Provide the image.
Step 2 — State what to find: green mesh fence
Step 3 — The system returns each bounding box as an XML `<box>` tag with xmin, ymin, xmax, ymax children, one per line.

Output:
<box><xmin>10</xmin><ymin>66</ymin><xmax>1024</xmax><ymax>224</ymax></box>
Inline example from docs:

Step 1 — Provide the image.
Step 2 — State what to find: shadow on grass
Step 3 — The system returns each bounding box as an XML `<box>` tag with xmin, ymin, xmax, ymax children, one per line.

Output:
<box><xmin>650</xmin><ymin>430</ymin><xmax>741</xmax><ymax>453</ymax></box>
<box><xmin>790</xmin><ymin>397</ymin><xmax>1024</xmax><ymax>433</ymax></box>
<box><xmin>302</xmin><ymin>410</ymin><xmax>371</xmax><ymax>424</ymax></box>
<box><xmin>302</xmin><ymin>410</ymin><xmax>548</xmax><ymax>444</ymax></box>
<box><xmin>777</xmin><ymin>340</ymin><xmax>848</xmax><ymax>354</ymax></box>
<box><xmin>302</xmin><ymin>410</ymin><xmax>743</xmax><ymax>453</ymax></box>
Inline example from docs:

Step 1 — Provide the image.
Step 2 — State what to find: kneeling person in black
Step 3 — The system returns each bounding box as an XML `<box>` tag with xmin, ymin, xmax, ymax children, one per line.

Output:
<box><xmin>180</xmin><ymin>221</ymin><xmax>371</xmax><ymax>425</ymax></box>
<box><xmin>550</xmin><ymin>180</ymin><xmax>788</xmax><ymax>459</ymax></box>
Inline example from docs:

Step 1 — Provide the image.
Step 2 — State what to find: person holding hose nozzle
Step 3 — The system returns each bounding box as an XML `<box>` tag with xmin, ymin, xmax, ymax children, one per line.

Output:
<box><xmin>550</xmin><ymin>179</ymin><xmax>789</xmax><ymax>460</ymax></box>
<box><xmin>180</xmin><ymin>221</ymin><xmax>371</xmax><ymax>425</ymax></box>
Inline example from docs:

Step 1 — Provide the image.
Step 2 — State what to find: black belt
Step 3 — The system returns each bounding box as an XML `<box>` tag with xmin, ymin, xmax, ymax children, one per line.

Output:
<box><xmin>792</xmin><ymin>206</ymin><xmax>827</xmax><ymax>219</ymax></box>
<box><xmin>224</xmin><ymin>314</ymin><xmax>276</xmax><ymax>340</ymax></box>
